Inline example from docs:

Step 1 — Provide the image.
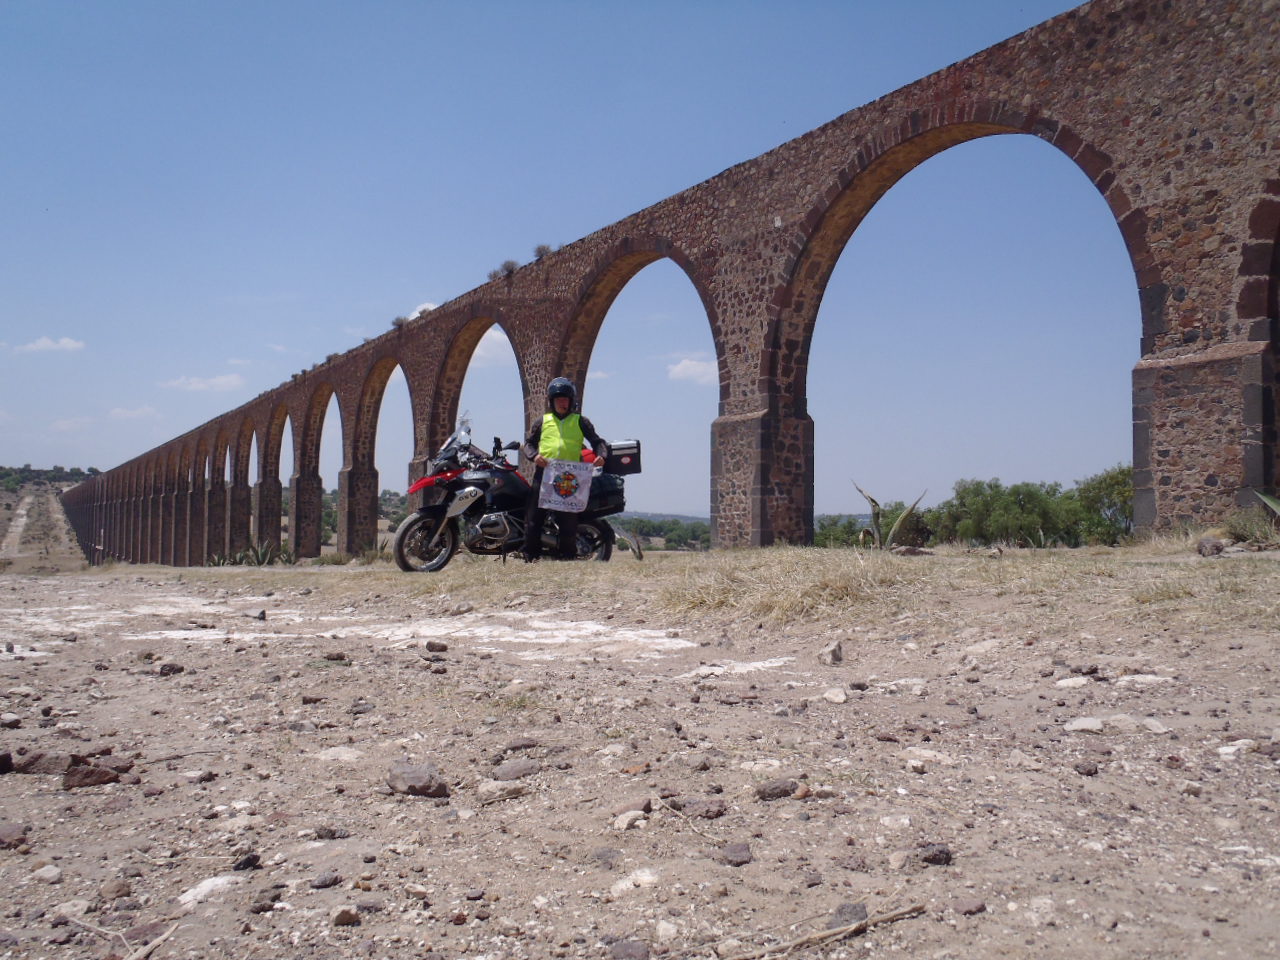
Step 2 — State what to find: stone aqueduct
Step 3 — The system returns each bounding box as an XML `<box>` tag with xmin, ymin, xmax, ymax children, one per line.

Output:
<box><xmin>63</xmin><ymin>0</ymin><xmax>1279</xmax><ymax>563</ymax></box>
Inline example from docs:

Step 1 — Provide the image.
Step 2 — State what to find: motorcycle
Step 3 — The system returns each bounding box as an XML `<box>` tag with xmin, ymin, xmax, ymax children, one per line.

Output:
<box><xmin>392</xmin><ymin>421</ymin><xmax>630</xmax><ymax>572</ymax></box>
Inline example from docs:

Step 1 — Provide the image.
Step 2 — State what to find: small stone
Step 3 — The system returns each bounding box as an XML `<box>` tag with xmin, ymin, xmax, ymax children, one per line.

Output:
<box><xmin>817</xmin><ymin>640</ymin><xmax>843</xmax><ymax>665</ymax></box>
<box><xmin>63</xmin><ymin>764</ymin><xmax>120</xmax><ymax>789</ymax></box>
<box><xmin>1055</xmin><ymin>676</ymin><xmax>1089</xmax><ymax>689</ymax></box>
<box><xmin>0</xmin><ymin>713</ymin><xmax>20</xmax><ymax>729</ymax></box>
<box><xmin>53</xmin><ymin>898</ymin><xmax>92</xmax><ymax>918</ymax></box>
<box><xmin>822</xmin><ymin>688</ymin><xmax>848</xmax><ymax>704</ymax></box>
<box><xmin>1074</xmin><ymin>761</ymin><xmax>1100</xmax><ymax>777</ymax></box>
<box><xmin>1197</xmin><ymin>537</ymin><xmax>1227</xmax><ymax>557</ymax></box>
<box><xmin>918</xmin><ymin>843</ymin><xmax>952</xmax><ymax>866</ymax></box>
<box><xmin>1064</xmin><ymin>717</ymin><xmax>1104</xmax><ymax>734</ymax></box>
<box><xmin>492</xmin><ymin>758</ymin><xmax>540</xmax><ymax>781</ymax></box>
<box><xmin>614</xmin><ymin>810</ymin><xmax>647</xmax><ymax>831</ymax></box>
<box><xmin>386</xmin><ymin>761</ymin><xmax>449</xmax><ymax>798</ymax></box>
<box><xmin>1142</xmin><ymin>718</ymin><xmax>1171</xmax><ymax>734</ymax></box>
<box><xmin>14</xmin><ymin>751</ymin><xmax>73</xmax><ymax>774</ymax></box>
<box><xmin>907</xmin><ymin>758</ymin><xmax>927</xmax><ymax>774</ymax></box>
<box><xmin>610</xmin><ymin>940</ymin><xmax>650</xmax><ymax>959</ymax></box>
<box><xmin>33</xmin><ymin>865</ymin><xmax>63</xmax><ymax>883</ymax></box>
<box><xmin>610</xmin><ymin>796</ymin><xmax>652</xmax><ymax>816</ymax></box>
<box><xmin>848</xmin><ymin>680</ymin><xmax>869</xmax><ymax>691</ymax></box>
<box><xmin>425</xmin><ymin>640</ymin><xmax>449</xmax><ymax>653</ymax></box>
<box><xmin>157</xmin><ymin>662</ymin><xmax>185</xmax><ymax>676</ymax></box>
<box><xmin>682</xmin><ymin>798</ymin><xmax>728</xmax><ymax>819</ymax></box>
<box><xmin>311</xmin><ymin>872</ymin><xmax>343</xmax><ymax>889</ymax></box>
<box><xmin>1180</xmin><ymin>780</ymin><xmax>1203</xmax><ymax>797</ymax></box>
<box><xmin>826</xmin><ymin>901</ymin><xmax>868</xmax><ymax>928</ymax></box>
<box><xmin>755</xmin><ymin>778</ymin><xmax>798</xmax><ymax>801</ymax></box>
<box><xmin>100</xmin><ymin>878</ymin><xmax>132</xmax><ymax>899</ymax></box>
<box><xmin>0</xmin><ymin>823</ymin><xmax>29</xmax><ymax>848</ymax></box>
<box><xmin>323</xmin><ymin>651</ymin><xmax>347</xmax><ymax>661</ymax></box>
<box><xmin>331</xmin><ymin>905</ymin><xmax>361</xmax><ymax>926</ymax></box>
<box><xmin>953</xmin><ymin>898</ymin><xmax>987</xmax><ymax>916</ymax></box>
<box><xmin>476</xmin><ymin>779</ymin><xmax>528</xmax><ymax>804</ymax></box>
<box><xmin>719</xmin><ymin>842</ymin><xmax>753</xmax><ymax>867</ymax></box>
<box><xmin>232</xmin><ymin>853</ymin><xmax>260</xmax><ymax>871</ymax></box>
<box><xmin>405</xmin><ymin>883</ymin><xmax>431</xmax><ymax>901</ymax></box>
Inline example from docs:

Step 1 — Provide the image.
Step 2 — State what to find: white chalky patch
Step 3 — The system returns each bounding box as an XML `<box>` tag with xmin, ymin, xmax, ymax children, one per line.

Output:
<box><xmin>674</xmin><ymin>657</ymin><xmax>794</xmax><ymax>680</ymax></box>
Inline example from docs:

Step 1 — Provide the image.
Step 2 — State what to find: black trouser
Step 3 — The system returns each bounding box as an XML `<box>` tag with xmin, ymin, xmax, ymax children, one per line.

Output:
<box><xmin>524</xmin><ymin>499</ymin><xmax>579</xmax><ymax>560</ymax></box>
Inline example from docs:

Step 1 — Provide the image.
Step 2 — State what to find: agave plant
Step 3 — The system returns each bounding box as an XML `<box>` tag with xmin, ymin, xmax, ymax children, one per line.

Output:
<box><xmin>852</xmin><ymin>482</ymin><xmax>926</xmax><ymax>550</ymax></box>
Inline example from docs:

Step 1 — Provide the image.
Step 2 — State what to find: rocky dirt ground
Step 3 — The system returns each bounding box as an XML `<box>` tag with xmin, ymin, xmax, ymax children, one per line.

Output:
<box><xmin>0</xmin><ymin>491</ymin><xmax>1277</xmax><ymax>960</ymax></box>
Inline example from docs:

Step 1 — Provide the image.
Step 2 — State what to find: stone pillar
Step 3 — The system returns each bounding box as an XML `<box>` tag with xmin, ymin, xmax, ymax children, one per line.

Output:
<box><xmin>205</xmin><ymin>480</ymin><xmax>227</xmax><ymax>561</ymax></box>
<box><xmin>255</xmin><ymin>477</ymin><xmax>283</xmax><ymax>550</ymax></box>
<box><xmin>337</xmin><ymin>465</ymin><xmax>380</xmax><ymax>556</ymax></box>
<box><xmin>160</xmin><ymin>483</ymin><xmax>177</xmax><ymax>565</ymax></box>
<box><xmin>227</xmin><ymin>481</ymin><xmax>251</xmax><ymax>554</ymax></box>
<box><xmin>147</xmin><ymin>483</ymin><xmax>162</xmax><ymax>564</ymax></box>
<box><xmin>290</xmin><ymin>472</ymin><xmax>324</xmax><ymax>559</ymax></box>
<box><xmin>186</xmin><ymin>478</ymin><xmax>205</xmax><ymax>567</ymax></box>
<box><xmin>1132</xmin><ymin>342</ymin><xmax>1274</xmax><ymax>529</ymax></box>
<box><xmin>710</xmin><ymin>409</ymin><xmax>814</xmax><ymax>547</ymax></box>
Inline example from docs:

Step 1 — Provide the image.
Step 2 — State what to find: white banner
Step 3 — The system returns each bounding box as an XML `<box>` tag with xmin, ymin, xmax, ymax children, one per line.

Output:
<box><xmin>537</xmin><ymin>459</ymin><xmax>593</xmax><ymax>513</ymax></box>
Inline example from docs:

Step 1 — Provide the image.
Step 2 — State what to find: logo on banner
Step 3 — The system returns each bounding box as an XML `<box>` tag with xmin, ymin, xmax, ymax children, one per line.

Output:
<box><xmin>538</xmin><ymin>459</ymin><xmax>592</xmax><ymax>513</ymax></box>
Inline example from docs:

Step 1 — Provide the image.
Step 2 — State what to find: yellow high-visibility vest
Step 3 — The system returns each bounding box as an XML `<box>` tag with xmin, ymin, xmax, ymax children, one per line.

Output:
<box><xmin>539</xmin><ymin>413</ymin><xmax>584</xmax><ymax>461</ymax></box>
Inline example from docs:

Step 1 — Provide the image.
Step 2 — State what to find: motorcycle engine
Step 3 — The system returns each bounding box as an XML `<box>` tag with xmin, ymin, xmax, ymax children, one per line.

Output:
<box><xmin>465</xmin><ymin>512</ymin><xmax>515</xmax><ymax>550</ymax></box>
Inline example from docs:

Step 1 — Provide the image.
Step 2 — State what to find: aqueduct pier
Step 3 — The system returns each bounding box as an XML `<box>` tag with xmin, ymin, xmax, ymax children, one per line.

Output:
<box><xmin>63</xmin><ymin>0</ymin><xmax>1279</xmax><ymax>563</ymax></box>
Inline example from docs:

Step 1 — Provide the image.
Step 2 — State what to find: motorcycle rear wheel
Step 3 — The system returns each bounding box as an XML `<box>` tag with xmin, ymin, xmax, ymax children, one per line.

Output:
<box><xmin>393</xmin><ymin>514</ymin><xmax>459</xmax><ymax>572</ymax></box>
<box><xmin>576</xmin><ymin>518</ymin><xmax>615</xmax><ymax>562</ymax></box>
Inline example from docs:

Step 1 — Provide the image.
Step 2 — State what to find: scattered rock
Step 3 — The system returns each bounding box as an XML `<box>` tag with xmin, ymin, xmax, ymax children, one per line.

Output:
<box><xmin>492</xmin><ymin>758</ymin><xmax>540</xmax><ymax>781</ymax></box>
<box><xmin>953</xmin><ymin>898</ymin><xmax>987</xmax><ymax>916</ymax></box>
<box><xmin>609</xmin><ymin>940</ymin><xmax>650</xmax><ymax>959</ymax></box>
<box><xmin>613</xmin><ymin>810</ymin><xmax>647</xmax><ymax>831</ymax></box>
<box><xmin>32</xmin><ymin>865</ymin><xmax>62</xmax><ymax>883</ymax></box>
<box><xmin>0</xmin><ymin>713</ymin><xmax>20</xmax><ymax>729</ymax></box>
<box><xmin>332</xmin><ymin>905</ymin><xmax>361</xmax><ymax>926</ymax></box>
<box><xmin>311</xmin><ymin>872</ymin><xmax>343</xmax><ymax>889</ymax></box>
<box><xmin>386</xmin><ymin>761</ymin><xmax>450</xmax><ymax>798</ymax></box>
<box><xmin>817</xmin><ymin>640</ymin><xmax>843</xmax><ymax>665</ymax></box>
<box><xmin>1197</xmin><ymin>537</ymin><xmax>1227</xmax><ymax>557</ymax></box>
<box><xmin>718</xmin><ymin>842</ymin><xmax>753</xmax><ymax>867</ymax></box>
<box><xmin>63</xmin><ymin>764</ymin><xmax>120</xmax><ymax>789</ymax></box>
<box><xmin>1064</xmin><ymin>717</ymin><xmax>1104</xmax><ymax>734</ymax></box>
<box><xmin>13</xmin><ymin>752</ymin><xmax>73</xmax><ymax>775</ymax></box>
<box><xmin>755</xmin><ymin>778</ymin><xmax>798</xmax><ymax>801</ymax></box>
<box><xmin>610</xmin><ymin>796</ymin><xmax>652</xmax><ymax>816</ymax></box>
<box><xmin>1074</xmin><ymin>761</ymin><xmax>1100</xmax><ymax>777</ymax></box>
<box><xmin>0</xmin><ymin>823</ymin><xmax>29</xmax><ymax>848</ymax></box>
<box><xmin>476</xmin><ymin>779</ymin><xmax>528</xmax><ymax>804</ymax></box>
<box><xmin>826</xmin><ymin>901</ymin><xmax>868</xmax><ymax>928</ymax></box>
<box><xmin>425</xmin><ymin>640</ymin><xmax>449</xmax><ymax>653</ymax></box>
<box><xmin>100</xmin><ymin>878</ymin><xmax>132</xmax><ymax>899</ymax></box>
<box><xmin>822</xmin><ymin>687</ymin><xmax>848</xmax><ymax>704</ymax></box>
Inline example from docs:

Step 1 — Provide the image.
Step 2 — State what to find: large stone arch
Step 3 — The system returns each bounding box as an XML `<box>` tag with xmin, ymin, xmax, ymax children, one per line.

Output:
<box><xmin>290</xmin><ymin>381</ymin><xmax>338</xmax><ymax>558</ymax></box>
<box><xmin>760</xmin><ymin>111</ymin><xmax>1149</xmax><ymax>541</ymax></box>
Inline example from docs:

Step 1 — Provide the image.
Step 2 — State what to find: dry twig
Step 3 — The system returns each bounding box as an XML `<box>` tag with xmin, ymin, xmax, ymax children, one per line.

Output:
<box><xmin>720</xmin><ymin>903</ymin><xmax>925</xmax><ymax>960</ymax></box>
<box><xmin>123</xmin><ymin>921</ymin><xmax>180</xmax><ymax>960</ymax></box>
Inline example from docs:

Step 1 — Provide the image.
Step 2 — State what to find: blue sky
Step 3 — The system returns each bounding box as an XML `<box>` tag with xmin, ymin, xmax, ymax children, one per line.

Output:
<box><xmin>1</xmin><ymin>0</ymin><xmax>1136</xmax><ymax>517</ymax></box>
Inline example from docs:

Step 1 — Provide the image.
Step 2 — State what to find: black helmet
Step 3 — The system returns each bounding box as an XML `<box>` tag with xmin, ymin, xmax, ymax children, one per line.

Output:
<box><xmin>546</xmin><ymin>377</ymin><xmax>577</xmax><ymax>410</ymax></box>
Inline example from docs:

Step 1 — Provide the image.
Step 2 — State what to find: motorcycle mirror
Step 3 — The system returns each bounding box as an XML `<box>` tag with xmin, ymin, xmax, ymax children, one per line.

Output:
<box><xmin>502</xmin><ymin>440</ymin><xmax>520</xmax><ymax>451</ymax></box>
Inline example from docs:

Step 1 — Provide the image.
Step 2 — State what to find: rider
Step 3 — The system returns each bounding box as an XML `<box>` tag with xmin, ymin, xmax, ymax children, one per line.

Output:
<box><xmin>522</xmin><ymin>377</ymin><xmax>608</xmax><ymax>561</ymax></box>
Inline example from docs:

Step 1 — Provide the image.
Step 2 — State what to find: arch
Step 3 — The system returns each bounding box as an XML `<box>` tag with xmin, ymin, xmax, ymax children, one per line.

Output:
<box><xmin>771</xmin><ymin>110</ymin><xmax>1150</xmax><ymax>398</ymax></box>
<box><xmin>562</xmin><ymin>237</ymin><xmax>724</xmax><ymax>404</ymax></box>
<box><xmin>429</xmin><ymin>317</ymin><xmax>524</xmax><ymax>454</ymax></box>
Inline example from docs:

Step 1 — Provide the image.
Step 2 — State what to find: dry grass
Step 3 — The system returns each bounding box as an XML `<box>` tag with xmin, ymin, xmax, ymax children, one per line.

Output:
<box><xmin>72</xmin><ymin>540</ymin><xmax>1280</xmax><ymax>636</ymax></box>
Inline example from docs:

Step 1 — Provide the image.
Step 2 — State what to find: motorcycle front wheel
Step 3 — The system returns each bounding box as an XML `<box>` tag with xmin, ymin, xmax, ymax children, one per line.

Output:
<box><xmin>393</xmin><ymin>513</ymin><xmax>459</xmax><ymax>572</ymax></box>
<box><xmin>576</xmin><ymin>518</ymin><xmax>615</xmax><ymax>562</ymax></box>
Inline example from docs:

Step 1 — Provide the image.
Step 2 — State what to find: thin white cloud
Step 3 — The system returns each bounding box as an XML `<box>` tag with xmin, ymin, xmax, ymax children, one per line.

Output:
<box><xmin>227</xmin><ymin>357</ymin><xmax>251</xmax><ymax>367</ymax></box>
<box><xmin>109</xmin><ymin>405</ymin><xmax>159</xmax><ymax>420</ymax></box>
<box><xmin>471</xmin><ymin>328</ymin><xmax>516</xmax><ymax>369</ymax></box>
<box><xmin>587</xmin><ymin>370</ymin><xmax>611</xmax><ymax>381</ymax></box>
<box><xmin>51</xmin><ymin>416</ymin><xmax>92</xmax><ymax>432</ymax></box>
<box><xmin>667</xmin><ymin>357</ymin><xmax>718</xmax><ymax>385</ymax></box>
<box><xmin>268</xmin><ymin>344</ymin><xmax>287</xmax><ymax>353</ymax></box>
<box><xmin>16</xmin><ymin>336</ymin><xmax>85</xmax><ymax>353</ymax></box>
<box><xmin>161</xmin><ymin>373</ymin><xmax>246</xmax><ymax>392</ymax></box>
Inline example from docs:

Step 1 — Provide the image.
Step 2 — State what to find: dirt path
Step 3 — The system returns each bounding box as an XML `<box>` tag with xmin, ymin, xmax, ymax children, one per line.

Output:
<box><xmin>0</xmin><ymin>494</ymin><xmax>33</xmax><ymax>560</ymax></box>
